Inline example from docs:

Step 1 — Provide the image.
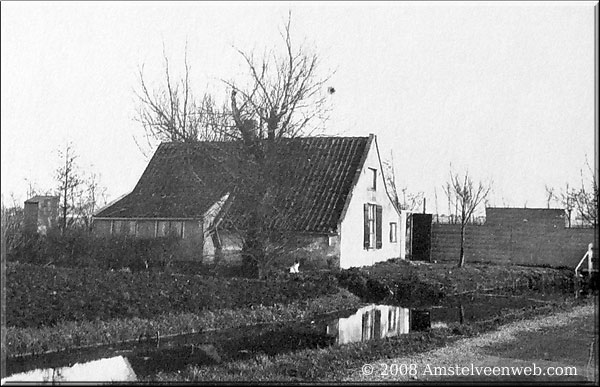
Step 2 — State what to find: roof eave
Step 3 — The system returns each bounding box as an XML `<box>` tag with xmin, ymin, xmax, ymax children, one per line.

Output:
<box><xmin>337</xmin><ymin>134</ymin><xmax>375</xmax><ymax>228</ymax></box>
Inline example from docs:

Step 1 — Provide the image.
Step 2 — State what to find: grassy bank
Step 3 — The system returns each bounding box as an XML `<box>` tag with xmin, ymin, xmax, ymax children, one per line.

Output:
<box><xmin>338</xmin><ymin>259</ymin><xmax>574</xmax><ymax>304</ymax></box>
<box><xmin>6</xmin><ymin>289</ymin><xmax>361</xmax><ymax>357</ymax></box>
<box><xmin>5</xmin><ymin>262</ymin><xmax>361</xmax><ymax>357</ymax></box>
<box><xmin>6</xmin><ymin>262</ymin><xmax>339</xmax><ymax>328</ymax></box>
<box><xmin>5</xmin><ymin>259</ymin><xmax>577</xmax><ymax>358</ymax></box>
<box><xmin>148</xmin><ymin>297</ymin><xmax>592</xmax><ymax>382</ymax></box>
<box><xmin>7</xmin><ymin>260</ymin><xmax>573</xmax><ymax>329</ymax></box>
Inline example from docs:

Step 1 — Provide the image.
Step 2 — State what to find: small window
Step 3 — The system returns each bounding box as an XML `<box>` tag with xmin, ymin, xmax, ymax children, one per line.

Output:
<box><xmin>128</xmin><ymin>221</ymin><xmax>137</xmax><ymax>236</ymax></box>
<box><xmin>368</xmin><ymin>168</ymin><xmax>377</xmax><ymax>190</ymax></box>
<box><xmin>157</xmin><ymin>221</ymin><xmax>170</xmax><ymax>237</ymax></box>
<box><xmin>390</xmin><ymin>222</ymin><xmax>397</xmax><ymax>243</ymax></box>
<box><xmin>170</xmin><ymin>221</ymin><xmax>183</xmax><ymax>238</ymax></box>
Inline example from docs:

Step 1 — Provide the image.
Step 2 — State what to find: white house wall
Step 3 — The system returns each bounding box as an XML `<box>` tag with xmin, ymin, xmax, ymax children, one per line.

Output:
<box><xmin>399</xmin><ymin>211</ymin><xmax>407</xmax><ymax>260</ymax></box>
<box><xmin>339</xmin><ymin>138</ymin><xmax>401</xmax><ymax>269</ymax></box>
<box><xmin>326</xmin><ymin>304</ymin><xmax>410</xmax><ymax>345</ymax></box>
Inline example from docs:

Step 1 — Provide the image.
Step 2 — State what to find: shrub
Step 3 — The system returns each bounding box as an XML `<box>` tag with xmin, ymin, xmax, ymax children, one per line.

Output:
<box><xmin>336</xmin><ymin>268</ymin><xmax>369</xmax><ymax>299</ymax></box>
<box><xmin>7</xmin><ymin>232</ymin><xmax>184</xmax><ymax>271</ymax></box>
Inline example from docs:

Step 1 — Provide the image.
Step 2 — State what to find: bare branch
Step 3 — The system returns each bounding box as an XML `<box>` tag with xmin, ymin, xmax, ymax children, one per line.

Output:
<box><xmin>445</xmin><ymin>167</ymin><xmax>492</xmax><ymax>267</ymax></box>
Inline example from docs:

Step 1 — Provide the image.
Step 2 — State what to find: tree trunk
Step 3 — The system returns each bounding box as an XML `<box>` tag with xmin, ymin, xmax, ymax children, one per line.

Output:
<box><xmin>458</xmin><ymin>224</ymin><xmax>465</xmax><ymax>268</ymax></box>
<box><xmin>62</xmin><ymin>187</ymin><xmax>67</xmax><ymax>236</ymax></box>
<box><xmin>257</xmin><ymin>260</ymin><xmax>267</xmax><ymax>281</ymax></box>
<box><xmin>241</xmin><ymin>210</ymin><xmax>268</xmax><ymax>279</ymax></box>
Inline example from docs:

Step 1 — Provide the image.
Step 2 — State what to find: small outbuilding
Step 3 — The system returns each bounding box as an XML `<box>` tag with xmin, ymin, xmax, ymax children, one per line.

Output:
<box><xmin>23</xmin><ymin>195</ymin><xmax>59</xmax><ymax>235</ymax></box>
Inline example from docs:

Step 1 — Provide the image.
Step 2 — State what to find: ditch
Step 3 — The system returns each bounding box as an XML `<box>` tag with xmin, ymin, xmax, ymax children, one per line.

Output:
<box><xmin>4</xmin><ymin>285</ymin><xmax>590</xmax><ymax>383</ymax></box>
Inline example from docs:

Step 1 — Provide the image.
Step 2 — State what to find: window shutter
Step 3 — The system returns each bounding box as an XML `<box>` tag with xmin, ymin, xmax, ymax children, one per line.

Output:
<box><xmin>376</xmin><ymin>205</ymin><xmax>383</xmax><ymax>249</ymax></box>
<box><xmin>364</xmin><ymin>204</ymin><xmax>370</xmax><ymax>249</ymax></box>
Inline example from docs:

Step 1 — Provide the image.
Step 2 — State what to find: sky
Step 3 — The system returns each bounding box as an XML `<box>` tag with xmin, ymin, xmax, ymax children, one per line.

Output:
<box><xmin>1</xmin><ymin>1</ymin><xmax>597</xmax><ymax>215</ymax></box>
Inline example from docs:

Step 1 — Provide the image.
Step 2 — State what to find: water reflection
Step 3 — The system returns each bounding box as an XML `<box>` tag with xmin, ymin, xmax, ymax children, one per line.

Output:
<box><xmin>4</xmin><ymin>290</ymin><xmax>575</xmax><ymax>383</ymax></box>
<box><xmin>3</xmin><ymin>355</ymin><xmax>137</xmax><ymax>383</ymax></box>
<box><xmin>4</xmin><ymin>324</ymin><xmax>335</xmax><ymax>383</ymax></box>
<box><xmin>327</xmin><ymin>304</ymin><xmax>410</xmax><ymax>344</ymax></box>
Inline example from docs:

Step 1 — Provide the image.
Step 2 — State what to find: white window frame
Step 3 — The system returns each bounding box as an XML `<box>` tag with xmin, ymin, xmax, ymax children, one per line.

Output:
<box><xmin>390</xmin><ymin>222</ymin><xmax>397</xmax><ymax>243</ymax></box>
<box><xmin>368</xmin><ymin>204</ymin><xmax>376</xmax><ymax>249</ymax></box>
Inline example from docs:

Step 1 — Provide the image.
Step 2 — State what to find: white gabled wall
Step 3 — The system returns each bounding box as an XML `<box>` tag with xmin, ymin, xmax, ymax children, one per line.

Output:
<box><xmin>339</xmin><ymin>136</ymin><xmax>401</xmax><ymax>269</ymax></box>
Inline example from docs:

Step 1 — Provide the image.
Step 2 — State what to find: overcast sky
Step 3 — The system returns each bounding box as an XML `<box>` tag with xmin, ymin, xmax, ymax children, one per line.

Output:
<box><xmin>1</xmin><ymin>1</ymin><xmax>597</xmax><ymax>214</ymax></box>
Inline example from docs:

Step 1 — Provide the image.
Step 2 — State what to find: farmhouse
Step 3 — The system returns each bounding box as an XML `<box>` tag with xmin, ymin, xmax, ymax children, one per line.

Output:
<box><xmin>92</xmin><ymin>134</ymin><xmax>404</xmax><ymax>269</ymax></box>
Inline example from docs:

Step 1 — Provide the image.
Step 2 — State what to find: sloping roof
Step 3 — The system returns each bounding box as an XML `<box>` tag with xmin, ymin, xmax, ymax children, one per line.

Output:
<box><xmin>95</xmin><ymin>136</ymin><xmax>371</xmax><ymax>233</ymax></box>
<box><xmin>25</xmin><ymin>195</ymin><xmax>58</xmax><ymax>204</ymax></box>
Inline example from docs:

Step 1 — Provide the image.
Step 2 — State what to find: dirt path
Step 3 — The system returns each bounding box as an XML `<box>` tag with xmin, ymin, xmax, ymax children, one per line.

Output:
<box><xmin>345</xmin><ymin>303</ymin><xmax>598</xmax><ymax>383</ymax></box>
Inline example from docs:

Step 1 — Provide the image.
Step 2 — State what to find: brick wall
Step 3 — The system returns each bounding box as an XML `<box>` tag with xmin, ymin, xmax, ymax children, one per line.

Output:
<box><xmin>431</xmin><ymin>208</ymin><xmax>597</xmax><ymax>268</ymax></box>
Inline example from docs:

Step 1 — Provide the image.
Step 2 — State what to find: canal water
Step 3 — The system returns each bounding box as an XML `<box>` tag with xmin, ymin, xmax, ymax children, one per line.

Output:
<box><xmin>3</xmin><ymin>288</ymin><xmax>583</xmax><ymax>383</ymax></box>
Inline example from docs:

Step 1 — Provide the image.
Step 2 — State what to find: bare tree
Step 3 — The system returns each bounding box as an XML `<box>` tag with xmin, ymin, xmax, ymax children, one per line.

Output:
<box><xmin>56</xmin><ymin>144</ymin><xmax>110</xmax><ymax>234</ymax></box>
<box><xmin>225</xmin><ymin>16</ymin><xmax>331</xmax><ymax>144</ymax></box>
<box><xmin>442</xmin><ymin>181</ymin><xmax>459</xmax><ymax>224</ymax></box>
<box><xmin>382</xmin><ymin>155</ymin><xmax>423</xmax><ymax>213</ymax></box>
<box><xmin>134</xmin><ymin>44</ymin><xmax>231</xmax><ymax>157</ymax></box>
<box><xmin>544</xmin><ymin>184</ymin><xmax>555</xmax><ymax>209</ymax></box>
<box><xmin>73</xmin><ymin>171</ymin><xmax>108</xmax><ymax>231</ymax></box>
<box><xmin>544</xmin><ymin>158</ymin><xmax>597</xmax><ymax>228</ymax></box>
<box><xmin>134</xmin><ymin>14</ymin><xmax>333</xmax><ymax>278</ymax></box>
<box><xmin>382</xmin><ymin>157</ymin><xmax>401</xmax><ymax>211</ymax></box>
<box><xmin>548</xmin><ymin>183</ymin><xmax>577</xmax><ymax>228</ymax></box>
<box><xmin>400</xmin><ymin>188</ymin><xmax>425</xmax><ymax>213</ymax></box>
<box><xmin>24</xmin><ymin>178</ymin><xmax>51</xmax><ymax>200</ymax></box>
<box><xmin>572</xmin><ymin>159</ymin><xmax>598</xmax><ymax>228</ymax></box>
<box><xmin>224</xmin><ymin>15</ymin><xmax>332</xmax><ymax>278</ymax></box>
<box><xmin>444</xmin><ymin>168</ymin><xmax>492</xmax><ymax>267</ymax></box>
<box><xmin>1</xmin><ymin>193</ymin><xmax>24</xmax><ymax>254</ymax></box>
<box><xmin>56</xmin><ymin>142</ymin><xmax>84</xmax><ymax>235</ymax></box>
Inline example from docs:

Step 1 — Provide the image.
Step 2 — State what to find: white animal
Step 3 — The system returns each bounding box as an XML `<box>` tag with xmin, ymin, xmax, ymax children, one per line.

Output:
<box><xmin>289</xmin><ymin>261</ymin><xmax>300</xmax><ymax>274</ymax></box>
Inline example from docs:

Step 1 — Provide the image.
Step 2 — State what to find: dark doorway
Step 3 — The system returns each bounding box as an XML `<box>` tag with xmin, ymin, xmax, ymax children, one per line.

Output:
<box><xmin>407</xmin><ymin>213</ymin><xmax>432</xmax><ymax>262</ymax></box>
<box><xmin>410</xmin><ymin>309</ymin><xmax>431</xmax><ymax>332</ymax></box>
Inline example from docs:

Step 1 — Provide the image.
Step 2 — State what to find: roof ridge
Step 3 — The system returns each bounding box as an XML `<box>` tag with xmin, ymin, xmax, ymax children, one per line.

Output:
<box><xmin>158</xmin><ymin>136</ymin><xmax>370</xmax><ymax>146</ymax></box>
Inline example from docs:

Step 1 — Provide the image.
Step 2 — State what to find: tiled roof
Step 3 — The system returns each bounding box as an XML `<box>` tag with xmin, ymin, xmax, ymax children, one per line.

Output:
<box><xmin>95</xmin><ymin>136</ymin><xmax>371</xmax><ymax>233</ymax></box>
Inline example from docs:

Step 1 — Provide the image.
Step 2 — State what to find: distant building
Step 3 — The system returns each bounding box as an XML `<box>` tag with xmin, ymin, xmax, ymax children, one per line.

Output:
<box><xmin>24</xmin><ymin>195</ymin><xmax>59</xmax><ymax>235</ymax></box>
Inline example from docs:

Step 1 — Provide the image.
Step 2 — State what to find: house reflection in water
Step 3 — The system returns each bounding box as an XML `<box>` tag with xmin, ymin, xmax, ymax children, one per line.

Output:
<box><xmin>2</xmin><ymin>355</ymin><xmax>137</xmax><ymax>383</ymax></box>
<box><xmin>326</xmin><ymin>304</ymin><xmax>431</xmax><ymax>345</ymax></box>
